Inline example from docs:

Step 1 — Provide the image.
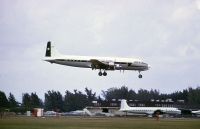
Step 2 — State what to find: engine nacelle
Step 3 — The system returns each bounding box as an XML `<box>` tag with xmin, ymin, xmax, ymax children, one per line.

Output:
<box><xmin>108</xmin><ymin>62</ymin><xmax>115</xmax><ymax>70</ymax></box>
<box><xmin>108</xmin><ymin>63</ymin><xmax>122</xmax><ymax>70</ymax></box>
<box><xmin>114</xmin><ymin>64</ymin><xmax>122</xmax><ymax>70</ymax></box>
<box><xmin>109</xmin><ymin>62</ymin><xmax>114</xmax><ymax>66</ymax></box>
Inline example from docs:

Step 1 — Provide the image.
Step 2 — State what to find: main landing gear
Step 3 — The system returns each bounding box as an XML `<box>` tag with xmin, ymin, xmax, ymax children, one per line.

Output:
<box><xmin>98</xmin><ymin>70</ymin><xmax>107</xmax><ymax>76</ymax></box>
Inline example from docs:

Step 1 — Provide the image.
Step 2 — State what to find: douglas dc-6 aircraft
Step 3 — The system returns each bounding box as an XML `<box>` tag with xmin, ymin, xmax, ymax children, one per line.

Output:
<box><xmin>119</xmin><ymin>99</ymin><xmax>181</xmax><ymax>116</ymax></box>
<box><xmin>44</xmin><ymin>41</ymin><xmax>149</xmax><ymax>78</ymax></box>
<box><xmin>192</xmin><ymin>110</ymin><xmax>200</xmax><ymax>115</ymax></box>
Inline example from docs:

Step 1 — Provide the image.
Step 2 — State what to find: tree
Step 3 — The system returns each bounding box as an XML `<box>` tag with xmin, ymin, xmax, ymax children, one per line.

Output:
<box><xmin>102</xmin><ymin>86</ymin><xmax>136</xmax><ymax>101</ymax></box>
<box><xmin>64</xmin><ymin>90</ymin><xmax>88</xmax><ymax>112</ymax></box>
<box><xmin>85</xmin><ymin>87</ymin><xmax>96</xmax><ymax>106</ymax></box>
<box><xmin>8</xmin><ymin>93</ymin><xmax>18</xmax><ymax>108</ymax></box>
<box><xmin>0</xmin><ymin>91</ymin><xmax>8</xmax><ymax>108</ymax></box>
<box><xmin>45</xmin><ymin>90</ymin><xmax>63</xmax><ymax>112</ymax></box>
<box><xmin>149</xmin><ymin>89</ymin><xmax>160</xmax><ymax>100</ymax></box>
<box><xmin>187</xmin><ymin>87</ymin><xmax>200</xmax><ymax>107</ymax></box>
<box><xmin>0</xmin><ymin>91</ymin><xmax>9</xmax><ymax>118</ymax></box>
<box><xmin>22</xmin><ymin>92</ymin><xmax>43</xmax><ymax>111</ymax></box>
<box><xmin>128</xmin><ymin>89</ymin><xmax>137</xmax><ymax>100</ymax></box>
<box><xmin>22</xmin><ymin>93</ymin><xmax>31</xmax><ymax>110</ymax></box>
<box><xmin>137</xmin><ymin>89</ymin><xmax>151</xmax><ymax>101</ymax></box>
<box><xmin>30</xmin><ymin>92</ymin><xmax>43</xmax><ymax>108</ymax></box>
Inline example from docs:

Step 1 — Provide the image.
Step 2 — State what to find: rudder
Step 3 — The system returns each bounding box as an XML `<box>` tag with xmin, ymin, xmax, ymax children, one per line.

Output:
<box><xmin>45</xmin><ymin>41</ymin><xmax>51</xmax><ymax>57</ymax></box>
<box><xmin>120</xmin><ymin>99</ymin><xmax>130</xmax><ymax>111</ymax></box>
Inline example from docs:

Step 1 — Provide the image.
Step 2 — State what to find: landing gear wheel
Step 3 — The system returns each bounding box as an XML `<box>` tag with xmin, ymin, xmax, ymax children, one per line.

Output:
<box><xmin>138</xmin><ymin>74</ymin><xmax>142</xmax><ymax>78</ymax></box>
<box><xmin>98</xmin><ymin>71</ymin><xmax>102</xmax><ymax>76</ymax></box>
<box><xmin>103</xmin><ymin>72</ymin><xmax>107</xmax><ymax>76</ymax></box>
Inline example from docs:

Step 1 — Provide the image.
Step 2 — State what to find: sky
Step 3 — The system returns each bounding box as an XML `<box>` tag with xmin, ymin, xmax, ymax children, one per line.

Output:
<box><xmin>0</xmin><ymin>0</ymin><xmax>200</xmax><ymax>102</ymax></box>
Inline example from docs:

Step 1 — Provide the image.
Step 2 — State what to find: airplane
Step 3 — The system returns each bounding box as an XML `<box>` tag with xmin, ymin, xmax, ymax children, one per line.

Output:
<box><xmin>44</xmin><ymin>41</ymin><xmax>150</xmax><ymax>78</ymax></box>
<box><xmin>61</xmin><ymin>108</ymin><xmax>114</xmax><ymax>117</ymax></box>
<box><xmin>83</xmin><ymin>108</ymin><xmax>114</xmax><ymax>117</ymax></box>
<box><xmin>44</xmin><ymin>111</ymin><xmax>57</xmax><ymax>116</ymax></box>
<box><xmin>192</xmin><ymin>110</ymin><xmax>200</xmax><ymax>115</ymax></box>
<box><xmin>119</xmin><ymin>99</ymin><xmax>181</xmax><ymax>116</ymax></box>
<box><xmin>62</xmin><ymin>109</ymin><xmax>89</xmax><ymax>116</ymax></box>
<box><xmin>61</xmin><ymin>108</ymin><xmax>94</xmax><ymax>116</ymax></box>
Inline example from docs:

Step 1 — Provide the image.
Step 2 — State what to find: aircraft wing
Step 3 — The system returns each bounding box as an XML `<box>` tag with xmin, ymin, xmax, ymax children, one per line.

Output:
<box><xmin>90</xmin><ymin>59</ymin><xmax>110</xmax><ymax>69</ymax></box>
<box><xmin>146</xmin><ymin>111</ymin><xmax>154</xmax><ymax>115</ymax></box>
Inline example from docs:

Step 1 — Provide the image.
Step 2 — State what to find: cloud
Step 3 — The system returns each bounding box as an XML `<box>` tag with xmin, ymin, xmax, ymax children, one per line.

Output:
<box><xmin>0</xmin><ymin>0</ymin><xmax>200</xmax><ymax>101</ymax></box>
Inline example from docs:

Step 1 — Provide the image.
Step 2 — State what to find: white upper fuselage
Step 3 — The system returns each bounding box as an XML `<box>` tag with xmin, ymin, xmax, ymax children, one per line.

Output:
<box><xmin>192</xmin><ymin>110</ymin><xmax>200</xmax><ymax>115</ymax></box>
<box><xmin>44</xmin><ymin>55</ymin><xmax>149</xmax><ymax>71</ymax></box>
<box><xmin>119</xmin><ymin>99</ymin><xmax>181</xmax><ymax>115</ymax></box>
<box><xmin>120</xmin><ymin>106</ymin><xmax>181</xmax><ymax>115</ymax></box>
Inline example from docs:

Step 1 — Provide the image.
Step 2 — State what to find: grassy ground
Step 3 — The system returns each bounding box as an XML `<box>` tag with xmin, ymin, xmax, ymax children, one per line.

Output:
<box><xmin>0</xmin><ymin>117</ymin><xmax>200</xmax><ymax>129</ymax></box>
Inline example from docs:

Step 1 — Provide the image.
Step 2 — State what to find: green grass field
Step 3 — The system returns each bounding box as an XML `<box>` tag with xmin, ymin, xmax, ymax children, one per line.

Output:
<box><xmin>0</xmin><ymin>117</ymin><xmax>200</xmax><ymax>129</ymax></box>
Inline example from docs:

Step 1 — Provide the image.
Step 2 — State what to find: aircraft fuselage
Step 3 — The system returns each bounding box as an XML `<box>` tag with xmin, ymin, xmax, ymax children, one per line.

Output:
<box><xmin>44</xmin><ymin>41</ymin><xmax>149</xmax><ymax>77</ymax></box>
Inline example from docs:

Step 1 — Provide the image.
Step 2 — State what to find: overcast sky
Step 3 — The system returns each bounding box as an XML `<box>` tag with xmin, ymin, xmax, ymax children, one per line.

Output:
<box><xmin>1</xmin><ymin>0</ymin><xmax>200</xmax><ymax>102</ymax></box>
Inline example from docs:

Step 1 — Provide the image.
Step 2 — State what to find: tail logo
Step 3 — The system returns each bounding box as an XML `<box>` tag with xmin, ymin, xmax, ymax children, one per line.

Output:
<box><xmin>45</xmin><ymin>41</ymin><xmax>51</xmax><ymax>57</ymax></box>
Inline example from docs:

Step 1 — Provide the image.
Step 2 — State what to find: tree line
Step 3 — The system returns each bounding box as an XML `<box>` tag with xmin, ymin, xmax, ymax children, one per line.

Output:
<box><xmin>0</xmin><ymin>86</ymin><xmax>200</xmax><ymax>114</ymax></box>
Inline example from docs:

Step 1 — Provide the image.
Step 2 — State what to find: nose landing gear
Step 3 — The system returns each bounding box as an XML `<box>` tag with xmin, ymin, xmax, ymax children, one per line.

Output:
<box><xmin>138</xmin><ymin>74</ymin><xmax>142</xmax><ymax>78</ymax></box>
<box><xmin>138</xmin><ymin>71</ymin><xmax>143</xmax><ymax>78</ymax></box>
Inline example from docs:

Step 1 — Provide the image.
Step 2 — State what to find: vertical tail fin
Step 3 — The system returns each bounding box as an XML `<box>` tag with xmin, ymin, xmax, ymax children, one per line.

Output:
<box><xmin>120</xmin><ymin>99</ymin><xmax>130</xmax><ymax>111</ymax></box>
<box><xmin>45</xmin><ymin>41</ymin><xmax>51</xmax><ymax>57</ymax></box>
<box><xmin>45</xmin><ymin>41</ymin><xmax>62</xmax><ymax>57</ymax></box>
